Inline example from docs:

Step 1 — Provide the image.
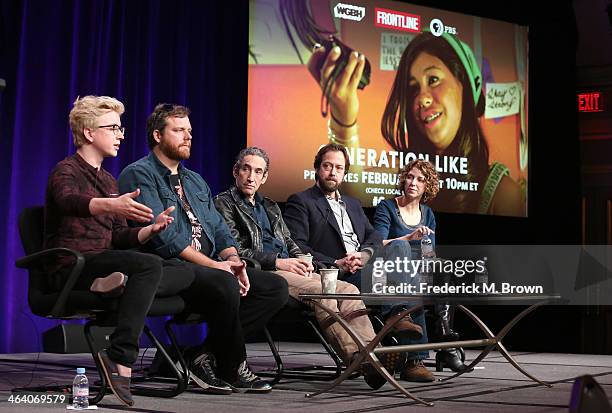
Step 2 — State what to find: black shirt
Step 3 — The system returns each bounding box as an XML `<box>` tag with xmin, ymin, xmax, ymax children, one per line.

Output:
<box><xmin>243</xmin><ymin>192</ymin><xmax>288</xmax><ymax>258</ymax></box>
<box><xmin>169</xmin><ymin>174</ymin><xmax>213</xmax><ymax>256</ymax></box>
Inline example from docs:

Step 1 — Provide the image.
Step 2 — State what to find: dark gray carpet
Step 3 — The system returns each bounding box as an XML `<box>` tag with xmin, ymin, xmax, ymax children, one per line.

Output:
<box><xmin>1</xmin><ymin>343</ymin><xmax>611</xmax><ymax>412</ymax></box>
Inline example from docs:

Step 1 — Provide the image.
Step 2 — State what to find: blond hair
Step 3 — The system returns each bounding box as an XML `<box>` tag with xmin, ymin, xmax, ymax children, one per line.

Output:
<box><xmin>69</xmin><ymin>95</ymin><xmax>124</xmax><ymax>147</ymax></box>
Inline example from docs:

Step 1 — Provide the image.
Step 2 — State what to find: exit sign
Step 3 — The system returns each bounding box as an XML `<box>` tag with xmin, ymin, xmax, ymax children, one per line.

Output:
<box><xmin>577</xmin><ymin>92</ymin><xmax>603</xmax><ymax>112</ymax></box>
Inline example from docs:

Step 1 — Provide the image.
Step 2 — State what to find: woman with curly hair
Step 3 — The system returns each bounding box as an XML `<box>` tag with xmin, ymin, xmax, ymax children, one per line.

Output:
<box><xmin>374</xmin><ymin>159</ymin><xmax>439</xmax><ymax>249</ymax></box>
<box><xmin>374</xmin><ymin>159</ymin><xmax>470</xmax><ymax>374</ymax></box>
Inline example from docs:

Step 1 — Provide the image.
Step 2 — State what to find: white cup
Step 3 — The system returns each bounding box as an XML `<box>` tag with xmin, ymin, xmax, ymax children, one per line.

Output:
<box><xmin>296</xmin><ymin>253</ymin><xmax>313</xmax><ymax>277</ymax></box>
<box><xmin>319</xmin><ymin>268</ymin><xmax>339</xmax><ymax>294</ymax></box>
<box><xmin>296</xmin><ymin>253</ymin><xmax>313</xmax><ymax>264</ymax></box>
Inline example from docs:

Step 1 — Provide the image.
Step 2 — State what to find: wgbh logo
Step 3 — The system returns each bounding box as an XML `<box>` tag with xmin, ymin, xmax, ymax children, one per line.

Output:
<box><xmin>334</xmin><ymin>3</ymin><xmax>365</xmax><ymax>22</ymax></box>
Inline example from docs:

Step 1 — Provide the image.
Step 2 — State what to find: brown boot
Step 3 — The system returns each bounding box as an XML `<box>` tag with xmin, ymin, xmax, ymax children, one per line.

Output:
<box><xmin>390</xmin><ymin>314</ymin><xmax>423</xmax><ymax>340</ymax></box>
<box><xmin>400</xmin><ymin>359</ymin><xmax>435</xmax><ymax>382</ymax></box>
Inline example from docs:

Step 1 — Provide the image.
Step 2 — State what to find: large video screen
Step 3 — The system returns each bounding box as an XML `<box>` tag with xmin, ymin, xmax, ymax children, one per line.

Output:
<box><xmin>248</xmin><ymin>0</ymin><xmax>528</xmax><ymax>217</ymax></box>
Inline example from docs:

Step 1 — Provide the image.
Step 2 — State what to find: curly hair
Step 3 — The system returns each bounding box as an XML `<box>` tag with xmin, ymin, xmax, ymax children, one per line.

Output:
<box><xmin>397</xmin><ymin>159</ymin><xmax>440</xmax><ymax>203</ymax></box>
<box><xmin>234</xmin><ymin>147</ymin><xmax>270</xmax><ymax>174</ymax></box>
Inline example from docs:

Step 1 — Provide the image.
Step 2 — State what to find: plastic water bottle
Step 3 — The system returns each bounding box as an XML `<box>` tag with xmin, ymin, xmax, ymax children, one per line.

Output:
<box><xmin>475</xmin><ymin>262</ymin><xmax>489</xmax><ymax>288</ymax></box>
<box><xmin>372</xmin><ymin>257</ymin><xmax>387</xmax><ymax>292</ymax></box>
<box><xmin>420</xmin><ymin>234</ymin><xmax>435</xmax><ymax>259</ymax></box>
<box><xmin>72</xmin><ymin>367</ymin><xmax>89</xmax><ymax>409</ymax></box>
<box><xmin>420</xmin><ymin>234</ymin><xmax>435</xmax><ymax>285</ymax></box>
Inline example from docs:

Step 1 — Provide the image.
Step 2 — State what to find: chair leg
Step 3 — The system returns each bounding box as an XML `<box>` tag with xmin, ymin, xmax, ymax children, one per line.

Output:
<box><xmin>258</xmin><ymin>319</ymin><xmax>359</xmax><ymax>382</ymax></box>
<box><xmin>263</xmin><ymin>326</ymin><xmax>283</xmax><ymax>385</ymax></box>
<box><xmin>165</xmin><ymin>319</ymin><xmax>190</xmax><ymax>386</ymax></box>
<box><xmin>83</xmin><ymin>321</ymin><xmax>108</xmax><ymax>405</ymax></box>
<box><xmin>130</xmin><ymin>325</ymin><xmax>187</xmax><ymax>397</ymax></box>
<box><xmin>306</xmin><ymin>319</ymin><xmax>344</xmax><ymax>378</ymax></box>
<box><xmin>14</xmin><ymin>320</ymin><xmax>109</xmax><ymax>405</ymax></box>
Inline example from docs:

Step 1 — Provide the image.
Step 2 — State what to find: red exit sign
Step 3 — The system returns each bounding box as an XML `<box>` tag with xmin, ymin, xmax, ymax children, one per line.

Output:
<box><xmin>577</xmin><ymin>92</ymin><xmax>603</xmax><ymax>112</ymax></box>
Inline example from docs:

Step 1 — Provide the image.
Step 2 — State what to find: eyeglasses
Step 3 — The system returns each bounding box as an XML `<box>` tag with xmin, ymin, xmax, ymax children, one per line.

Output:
<box><xmin>97</xmin><ymin>124</ymin><xmax>126</xmax><ymax>136</ymax></box>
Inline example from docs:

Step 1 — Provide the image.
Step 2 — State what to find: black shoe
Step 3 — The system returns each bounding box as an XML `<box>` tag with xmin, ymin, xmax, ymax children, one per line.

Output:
<box><xmin>435</xmin><ymin>349</ymin><xmax>472</xmax><ymax>373</ymax></box>
<box><xmin>188</xmin><ymin>352</ymin><xmax>233</xmax><ymax>394</ymax></box>
<box><xmin>360</xmin><ymin>351</ymin><xmax>407</xmax><ymax>390</ymax></box>
<box><xmin>97</xmin><ymin>350</ymin><xmax>134</xmax><ymax>406</ymax></box>
<box><xmin>228</xmin><ymin>361</ymin><xmax>272</xmax><ymax>393</ymax></box>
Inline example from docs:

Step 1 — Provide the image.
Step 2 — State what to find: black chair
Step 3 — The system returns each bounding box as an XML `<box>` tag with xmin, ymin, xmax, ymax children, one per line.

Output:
<box><xmin>262</xmin><ymin>297</ymin><xmax>348</xmax><ymax>384</ymax></box>
<box><xmin>14</xmin><ymin>206</ymin><xmax>189</xmax><ymax>404</ymax></box>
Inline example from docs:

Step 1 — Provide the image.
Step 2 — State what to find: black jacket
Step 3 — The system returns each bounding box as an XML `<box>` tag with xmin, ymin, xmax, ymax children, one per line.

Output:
<box><xmin>214</xmin><ymin>185</ymin><xmax>302</xmax><ymax>270</ymax></box>
<box><xmin>283</xmin><ymin>185</ymin><xmax>382</xmax><ymax>266</ymax></box>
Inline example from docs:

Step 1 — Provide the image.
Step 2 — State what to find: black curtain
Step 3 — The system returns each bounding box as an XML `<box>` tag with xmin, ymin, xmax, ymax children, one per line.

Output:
<box><xmin>0</xmin><ymin>0</ymin><xmax>248</xmax><ymax>353</ymax></box>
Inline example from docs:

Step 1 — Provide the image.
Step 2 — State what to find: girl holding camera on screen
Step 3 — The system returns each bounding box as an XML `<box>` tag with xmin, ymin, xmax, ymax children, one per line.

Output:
<box><xmin>308</xmin><ymin>31</ymin><xmax>525</xmax><ymax>216</ymax></box>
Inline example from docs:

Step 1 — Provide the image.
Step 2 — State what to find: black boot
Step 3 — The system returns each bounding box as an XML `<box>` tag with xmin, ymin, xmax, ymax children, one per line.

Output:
<box><xmin>432</xmin><ymin>304</ymin><xmax>471</xmax><ymax>373</ymax></box>
<box><xmin>435</xmin><ymin>348</ymin><xmax>471</xmax><ymax>372</ymax></box>
<box><xmin>433</xmin><ymin>303</ymin><xmax>459</xmax><ymax>341</ymax></box>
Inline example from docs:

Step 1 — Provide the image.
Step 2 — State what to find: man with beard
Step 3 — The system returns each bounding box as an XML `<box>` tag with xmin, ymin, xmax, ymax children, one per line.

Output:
<box><xmin>118</xmin><ymin>103</ymin><xmax>288</xmax><ymax>393</ymax></box>
<box><xmin>284</xmin><ymin>143</ymin><xmax>435</xmax><ymax>382</ymax></box>
<box><xmin>284</xmin><ymin>144</ymin><xmax>382</xmax><ymax>285</ymax></box>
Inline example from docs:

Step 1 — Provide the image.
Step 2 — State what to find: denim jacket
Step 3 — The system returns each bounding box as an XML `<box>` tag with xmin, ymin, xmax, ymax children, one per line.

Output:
<box><xmin>118</xmin><ymin>152</ymin><xmax>237</xmax><ymax>259</ymax></box>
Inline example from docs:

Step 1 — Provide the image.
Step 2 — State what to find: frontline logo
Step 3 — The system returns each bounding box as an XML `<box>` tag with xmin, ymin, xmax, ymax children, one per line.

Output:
<box><xmin>374</xmin><ymin>8</ymin><xmax>420</xmax><ymax>33</ymax></box>
<box><xmin>334</xmin><ymin>3</ymin><xmax>365</xmax><ymax>22</ymax></box>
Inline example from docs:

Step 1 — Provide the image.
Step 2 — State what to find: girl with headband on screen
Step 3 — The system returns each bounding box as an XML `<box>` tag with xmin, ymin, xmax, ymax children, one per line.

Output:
<box><xmin>309</xmin><ymin>31</ymin><xmax>525</xmax><ymax>216</ymax></box>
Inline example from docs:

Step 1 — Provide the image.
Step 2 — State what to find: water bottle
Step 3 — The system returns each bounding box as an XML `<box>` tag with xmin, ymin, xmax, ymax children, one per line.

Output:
<box><xmin>371</xmin><ymin>256</ymin><xmax>387</xmax><ymax>293</ymax></box>
<box><xmin>72</xmin><ymin>367</ymin><xmax>89</xmax><ymax>409</ymax></box>
<box><xmin>475</xmin><ymin>261</ymin><xmax>489</xmax><ymax>288</ymax></box>
<box><xmin>420</xmin><ymin>234</ymin><xmax>435</xmax><ymax>285</ymax></box>
<box><xmin>420</xmin><ymin>234</ymin><xmax>435</xmax><ymax>259</ymax></box>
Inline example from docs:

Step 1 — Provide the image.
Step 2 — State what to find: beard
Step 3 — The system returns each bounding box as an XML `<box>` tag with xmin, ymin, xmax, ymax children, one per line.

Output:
<box><xmin>159</xmin><ymin>139</ymin><xmax>190</xmax><ymax>161</ymax></box>
<box><xmin>318</xmin><ymin>177</ymin><xmax>340</xmax><ymax>194</ymax></box>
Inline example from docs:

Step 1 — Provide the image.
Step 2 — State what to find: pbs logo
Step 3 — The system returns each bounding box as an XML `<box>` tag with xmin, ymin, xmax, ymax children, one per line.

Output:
<box><xmin>430</xmin><ymin>18</ymin><xmax>444</xmax><ymax>36</ymax></box>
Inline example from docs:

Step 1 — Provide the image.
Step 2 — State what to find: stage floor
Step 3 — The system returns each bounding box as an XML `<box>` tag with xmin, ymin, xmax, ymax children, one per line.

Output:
<box><xmin>1</xmin><ymin>343</ymin><xmax>611</xmax><ymax>412</ymax></box>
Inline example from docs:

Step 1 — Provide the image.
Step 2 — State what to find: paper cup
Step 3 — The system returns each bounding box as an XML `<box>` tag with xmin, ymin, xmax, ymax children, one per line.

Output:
<box><xmin>319</xmin><ymin>268</ymin><xmax>339</xmax><ymax>294</ymax></box>
<box><xmin>296</xmin><ymin>253</ymin><xmax>313</xmax><ymax>277</ymax></box>
<box><xmin>296</xmin><ymin>253</ymin><xmax>313</xmax><ymax>264</ymax></box>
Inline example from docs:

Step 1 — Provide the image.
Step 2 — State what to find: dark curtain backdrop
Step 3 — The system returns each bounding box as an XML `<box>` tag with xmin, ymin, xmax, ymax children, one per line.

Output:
<box><xmin>0</xmin><ymin>0</ymin><xmax>249</xmax><ymax>353</ymax></box>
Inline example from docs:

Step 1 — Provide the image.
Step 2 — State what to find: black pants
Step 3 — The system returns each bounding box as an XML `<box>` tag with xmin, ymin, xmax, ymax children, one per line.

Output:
<box><xmin>75</xmin><ymin>250</ymin><xmax>163</xmax><ymax>368</ymax></box>
<box><xmin>158</xmin><ymin>262</ymin><xmax>288</xmax><ymax>380</ymax></box>
<box><xmin>238</xmin><ymin>268</ymin><xmax>289</xmax><ymax>339</ymax></box>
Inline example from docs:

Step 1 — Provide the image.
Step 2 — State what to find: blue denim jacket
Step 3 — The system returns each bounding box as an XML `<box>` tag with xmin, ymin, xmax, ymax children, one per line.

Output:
<box><xmin>118</xmin><ymin>152</ymin><xmax>237</xmax><ymax>259</ymax></box>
